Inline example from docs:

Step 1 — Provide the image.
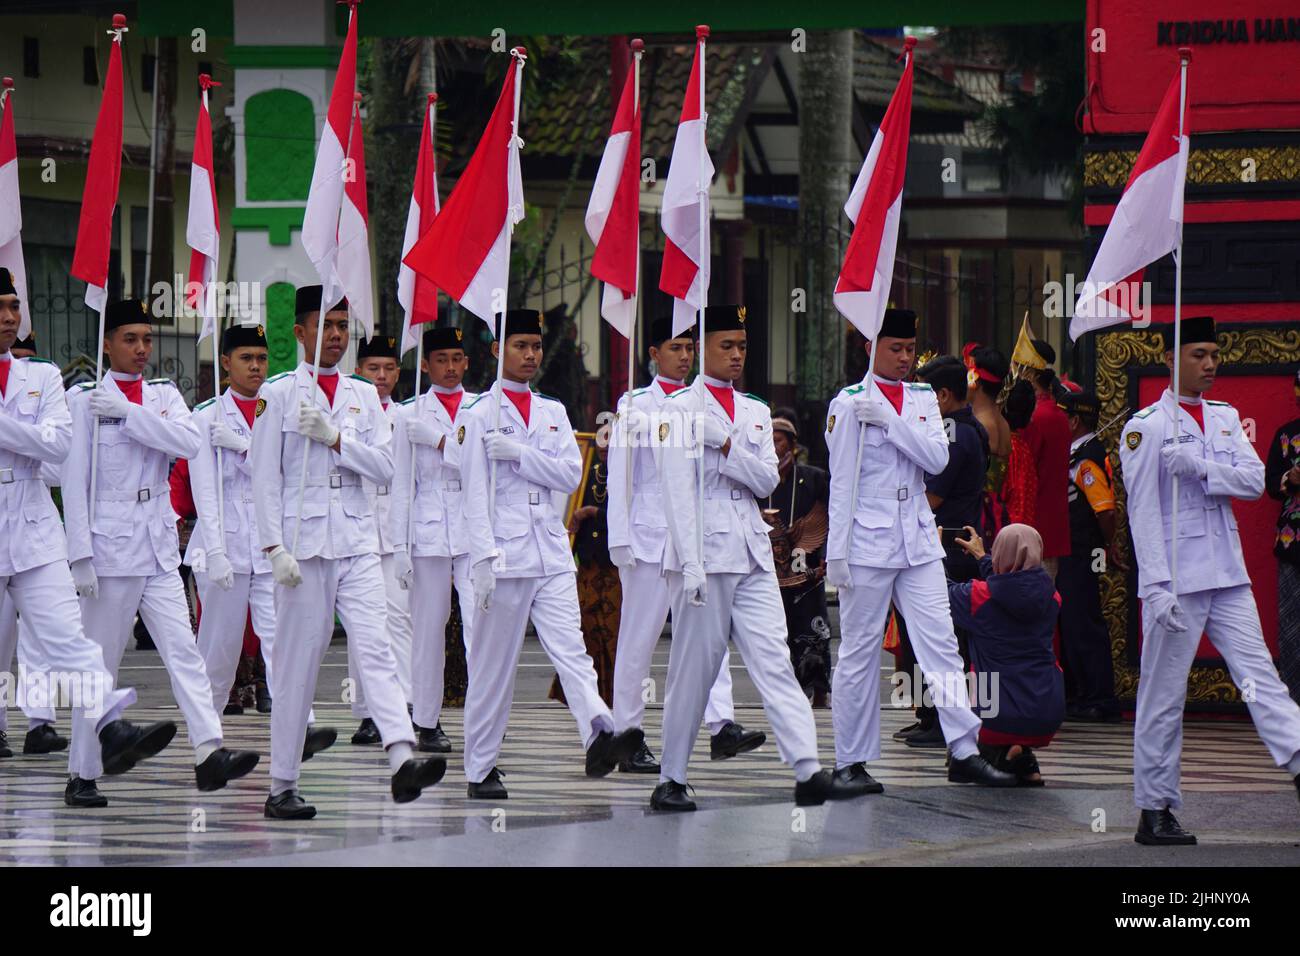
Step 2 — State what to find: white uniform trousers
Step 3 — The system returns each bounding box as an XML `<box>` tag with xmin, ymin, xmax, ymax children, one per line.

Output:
<box><xmin>463</xmin><ymin>572</ymin><xmax>613</xmax><ymax>783</ymax></box>
<box><xmin>270</xmin><ymin>552</ymin><xmax>413</xmax><ymax>784</ymax></box>
<box><xmin>1135</xmin><ymin>584</ymin><xmax>1300</xmax><ymax>810</ymax></box>
<box><xmin>660</xmin><ymin>567</ymin><xmax>820</xmax><ymax>785</ymax></box>
<box><xmin>349</xmin><ymin>551</ymin><xmax>414</xmax><ymax>719</ymax></box>
<box><xmin>833</xmin><ymin>560</ymin><xmax>981</xmax><ymax>767</ymax></box>
<box><xmin>70</xmin><ymin>571</ymin><xmax>223</xmax><ymax>779</ymax></box>
<box><xmin>195</xmin><ymin>570</ymin><xmax>279</xmax><ymax>714</ymax></box>
<box><xmin>410</xmin><ymin>554</ymin><xmax>473</xmax><ymax>730</ymax></box>
<box><xmin>0</xmin><ymin>592</ymin><xmax>56</xmax><ymax>728</ymax></box>
<box><xmin>612</xmin><ymin>559</ymin><xmax>735</xmax><ymax>734</ymax></box>
<box><xmin>1</xmin><ymin>562</ymin><xmax>136</xmax><ymax>773</ymax></box>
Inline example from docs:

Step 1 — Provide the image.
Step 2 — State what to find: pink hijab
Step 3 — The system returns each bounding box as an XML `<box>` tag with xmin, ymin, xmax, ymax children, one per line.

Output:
<box><xmin>991</xmin><ymin>523</ymin><xmax>1044</xmax><ymax>574</ymax></box>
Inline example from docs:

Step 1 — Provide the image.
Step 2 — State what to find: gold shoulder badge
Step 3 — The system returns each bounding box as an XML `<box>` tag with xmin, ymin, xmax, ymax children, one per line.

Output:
<box><xmin>1125</xmin><ymin>430</ymin><xmax>1141</xmax><ymax>450</ymax></box>
<box><xmin>255</xmin><ymin>398</ymin><xmax>267</xmax><ymax>418</ymax></box>
<box><xmin>658</xmin><ymin>421</ymin><xmax>670</xmax><ymax>442</ymax></box>
<box><xmin>457</xmin><ymin>425</ymin><xmax>466</xmax><ymax>445</ymax></box>
<box><xmin>827</xmin><ymin>414</ymin><xmax>836</xmax><ymax>434</ymax></box>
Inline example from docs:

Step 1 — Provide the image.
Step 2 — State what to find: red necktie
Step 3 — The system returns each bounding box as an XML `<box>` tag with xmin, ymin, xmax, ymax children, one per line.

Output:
<box><xmin>875</xmin><ymin>380</ymin><xmax>903</xmax><ymax>414</ymax></box>
<box><xmin>704</xmin><ymin>383</ymin><xmax>734</xmax><ymax>421</ymax></box>
<box><xmin>117</xmin><ymin>378</ymin><xmax>143</xmax><ymax>405</ymax></box>
<box><xmin>0</xmin><ymin>359</ymin><xmax>9</xmax><ymax>400</ymax></box>
<box><xmin>316</xmin><ymin>371</ymin><xmax>339</xmax><ymax>407</ymax></box>
<box><xmin>436</xmin><ymin>390</ymin><xmax>463</xmax><ymax>421</ymax></box>
<box><xmin>504</xmin><ymin>388</ymin><xmax>531</xmax><ymax>427</ymax></box>
<box><xmin>232</xmin><ymin>395</ymin><xmax>257</xmax><ymax>428</ymax></box>
<box><xmin>1180</xmin><ymin>399</ymin><xmax>1204</xmax><ymax>433</ymax></box>
<box><xmin>658</xmin><ymin>378</ymin><xmax>686</xmax><ymax>395</ymax></box>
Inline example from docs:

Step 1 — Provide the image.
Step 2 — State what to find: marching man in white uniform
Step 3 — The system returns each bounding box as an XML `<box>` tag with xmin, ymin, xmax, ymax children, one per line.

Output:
<box><xmin>1120</xmin><ymin>315</ymin><xmax>1300</xmax><ymax>845</ymax></box>
<box><xmin>63</xmin><ymin>298</ymin><xmax>258</xmax><ymax>805</ymax></box>
<box><xmin>824</xmin><ymin>308</ymin><xmax>1016</xmax><ymax>794</ymax></box>
<box><xmin>391</xmin><ymin>326</ymin><xmax>476</xmax><ymax>754</ymax></box>
<box><xmin>607</xmin><ymin>316</ymin><xmax>763</xmax><ymax>774</ymax></box>
<box><xmin>251</xmin><ymin>287</ymin><xmax>445</xmax><ymax>820</ymax></box>
<box><xmin>347</xmin><ymin>333</ymin><xmax>414</xmax><ymax>747</ymax></box>
<box><xmin>650</xmin><ymin>305</ymin><xmax>836</xmax><ymax>812</ymax></box>
<box><xmin>459</xmin><ymin>309</ymin><xmax>642</xmax><ymax>799</ymax></box>
<box><xmin>0</xmin><ymin>273</ymin><xmax>177</xmax><ymax>805</ymax></box>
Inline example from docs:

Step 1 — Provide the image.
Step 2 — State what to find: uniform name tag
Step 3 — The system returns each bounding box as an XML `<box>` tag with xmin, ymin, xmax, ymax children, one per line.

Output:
<box><xmin>548</xmin><ymin>425</ymin><xmax>558</xmax><ymax>431</ymax></box>
<box><xmin>501</xmin><ymin>425</ymin><xmax>515</xmax><ymax>435</ymax></box>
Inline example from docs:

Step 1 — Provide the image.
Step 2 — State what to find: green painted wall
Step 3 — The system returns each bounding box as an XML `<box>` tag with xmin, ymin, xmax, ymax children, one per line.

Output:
<box><xmin>266</xmin><ymin>282</ymin><xmax>299</xmax><ymax>376</ymax></box>
<box><xmin>244</xmin><ymin>89</ymin><xmax>315</xmax><ymax>203</ymax></box>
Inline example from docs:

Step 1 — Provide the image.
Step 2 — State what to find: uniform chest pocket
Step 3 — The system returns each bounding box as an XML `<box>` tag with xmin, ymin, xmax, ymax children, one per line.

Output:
<box><xmin>96</xmin><ymin>421</ymin><xmax>134</xmax><ymax>474</ymax></box>
<box><xmin>16</xmin><ymin>397</ymin><xmax>40</xmax><ymax>422</ymax></box>
<box><xmin>1210</xmin><ymin>433</ymin><xmax>1235</xmax><ymax>462</ymax></box>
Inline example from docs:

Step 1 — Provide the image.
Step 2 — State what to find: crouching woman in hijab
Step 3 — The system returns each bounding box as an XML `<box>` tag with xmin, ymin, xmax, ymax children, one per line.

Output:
<box><xmin>947</xmin><ymin>523</ymin><xmax>1065</xmax><ymax>785</ymax></box>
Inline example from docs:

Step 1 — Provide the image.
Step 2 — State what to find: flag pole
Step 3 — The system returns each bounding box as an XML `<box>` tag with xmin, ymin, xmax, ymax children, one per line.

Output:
<box><xmin>200</xmin><ymin>77</ymin><xmax>226</xmax><ymax>545</ymax></box>
<box><xmin>490</xmin><ymin>47</ymin><xmax>526</xmax><ymax>534</ymax></box>
<box><xmin>407</xmin><ymin>92</ymin><xmax>437</xmax><ymax>556</ymax></box>
<box><xmin>694</xmin><ymin>25</ymin><xmax>708</xmax><ymax>587</ymax></box>
<box><xmin>625</xmin><ymin>38</ymin><xmax>643</xmax><ymax>507</ymax></box>
<box><xmin>1170</xmin><ymin>47</ymin><xmax>1190</xmax><ymax>596</ymax></box>
<box><xmin>292</xmin><ymin>90</ymin><xmax>360</xmax><ymax>556</ymax></box>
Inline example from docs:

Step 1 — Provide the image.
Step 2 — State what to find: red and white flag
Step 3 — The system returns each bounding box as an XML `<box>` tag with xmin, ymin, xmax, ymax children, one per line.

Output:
<box><xmin>186</xmin><ymin>75</ymin><xmax>221</xmax><ymax>340</ymax></box>
<box><xmin>658</xmin><ymin>32</ymin><xmax>712</xmax><ymax>337</ymax></box>
<box><xmin>833</xmin><ymin>38</ymin><xmax>915</xmax><ymax>340</ymax></box>
<box><xmin>1072</xmin><ymin>70</ymin><xmax>1188</xmax><ymax>339</ymax></box>
<box><xmin>403</xmin><ymin>51</ymin><xmax>525</xmax><ymax>329</ymax></box>
<box><xmin>71</xmin><ymin>17</ymin><xmax>126</xmax><ymax>315</ymax></box>
<box><xmin>337</xmin><ymin>95</ymin><xmax>374</xmax><ymax>341</ymax></box>
<box><xmin>0</xmin><ymin>79</ymin><xmax>31</xmax><ymax>340</ymax></box>
<box><xmin>300</xmin><ymin>2</ymin><xmax>358</xmax><ymax>303</ymax></box>
<box><xmin>585</xmin><ymin>66</ymin><xmax>640</xmax><ymax>339</ymax></box>
<box><xmin>397</xmin><ymin>94</ymin><xmax>441</xmax><ymax>356</ymax></box>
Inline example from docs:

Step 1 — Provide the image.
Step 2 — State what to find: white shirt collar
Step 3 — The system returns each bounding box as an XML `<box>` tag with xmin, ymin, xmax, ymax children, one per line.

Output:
<box><xmin>1070</xmin><ymin>431</ymin><xmax>1096</xmax><ymax>454</ymax></box>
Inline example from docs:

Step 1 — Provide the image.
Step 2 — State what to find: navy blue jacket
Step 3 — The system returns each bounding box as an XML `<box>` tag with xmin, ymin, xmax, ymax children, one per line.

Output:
<box><xmin>948</xmin><ymin>555</ymin><xmax>1064</xmax><ymax>743</ymax></box>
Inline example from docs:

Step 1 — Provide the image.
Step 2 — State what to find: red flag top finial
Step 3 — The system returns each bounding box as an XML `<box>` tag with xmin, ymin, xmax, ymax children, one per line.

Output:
<box><xmin>1178</xmin><ymin>46</ymin><xmax>1193</xmax><ymax>62</ymax></box>
<box><xmin>354</xmin><ymin>91</ymin><xmax>363</xmax><ymax>104</ymax></box>
<box><xmin>631</xmin><ymin>38</ymin><xmax>645</xmax><ymax>53</ymax></box>
<box><xmin>511</xmin><ymin>46</ymin><xmax>528</xmax><ymax>60</ymax></box>
<box><xmin>198</xmin><ymin>73</ymin><xmax>222</xmax><ymax>91</ymax></box>
<box><xmin>112</xmin><ymin>13</ymin><xmax>126</xmax><ymax>28</ymax></box>
<box><xmin>336</xmin><ymin>0</ymin><xmax>362</xmax><ymax>8</ymax></box>
<box><xmin>696</xmin><ymin>25</ymin><xmax>710</xmax><ymax>41</ymax></box>
<box><xmin>899</xmin><ymin>36</ymin><xmax>918</xmax><ymax>61</ymax></box>
<box><xmin>427</xmin><ymin>92</ymin><xmax>438</xmax><ymax>105</ymax></box>
<box><xmin>2</xmin><ymin>77</ymin><xmax>13</xmax><ymax>91</ymax></box>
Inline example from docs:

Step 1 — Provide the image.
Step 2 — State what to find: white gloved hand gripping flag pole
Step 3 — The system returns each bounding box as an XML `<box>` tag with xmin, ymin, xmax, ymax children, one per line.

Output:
<box><xmin>70</xmin><ymin>12</ymin><xmax>128</xmax><ymax>528</ymax></box>
<box><xmin>186</xmin><ymin>72</ymin><xmax>226</xmax><ymax>543</ymax></box>
<box><xmin>832</xmin><ymin>35</ymin><xmax>916</xmax><ymax>572</ymax></box>
<box><xmin>1073</xmin><ymin>49</ymin><xmax>1191</xmax><ymax>593</ymax></box>
<box><xmin>398</xmin><ymin>91</ymin><xmax>442</xmax><ymax>556</ymax></box>
<box><xmin>293</xmin><ymin>0</ymin><xmax>359</xmax><ymax>555</ymax></box>
<box><xmin>0</xmin><ymin>78</ymin><xmax>32</xmax><ymax>343</ymax></box>
<box><xmin>585</xmin><ymin>38</ymin><xmax>643</xmax><ymax>508</ymax></box>
<box><xmin>403</xmin><ymin>47</ymin><xmax>527</xmax><ymax>540</ymax></box>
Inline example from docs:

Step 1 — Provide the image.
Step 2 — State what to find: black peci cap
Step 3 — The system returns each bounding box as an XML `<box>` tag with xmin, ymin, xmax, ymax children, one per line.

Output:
<box><xmin>702</xmin><ymin>304</ymin><xmax>749</xmax><ymax>334</ymax></box>
<box><xmin>0</xmin><ymin>266</ymin><xmax>15</xmax><ymax>296</ymax></box>
<box><xmin>423</xmin><ymin>325</ymin><xmax>466</xmax><ymax>354</ymax></box>
<box><xmin>357</xmin><ymin>334</ymin><xmax>400</xmax><ymax>362</ymax></box>
<box><xmin>1161</xmin><ymin>315</ymin><xmax>1216</xmax><ymax>350</ymax></box>
<box><xmin>105</xmin><ymin>298</ymin><xmax>152</xmax><ymax>332</ymax></box>
<box><xmin>497</xmin><ymin>308</ymin><xmax>543</xmax><ymax>340</ymax></box>
<box><xmin>221</xmin><ymin>322</ymin><xmax>268</xmax><ymax>354</ymax></box>
<box><xmin>294</xmin><ymin>285</ymin><xmax>348</xmax><ymax>319</ymax></box>
<box><xmin>879</xmin><ymin>308</ymin><xmax>917</xmax><ymax>340</ymax></box>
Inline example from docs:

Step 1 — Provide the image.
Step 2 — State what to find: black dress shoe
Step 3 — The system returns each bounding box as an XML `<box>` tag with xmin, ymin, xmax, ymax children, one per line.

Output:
<box><xmin>24</xmin><ymin>723</ymin><xmax>68</xmax><ymax>754</ymax></box>
<box><xmin>223</xmin><ymin>701</ymin><xmax>244</xmax><ymax>716</ymax></box>
<box><xmin>585</xmin><ymin>727</ymin><xmax>645</xmax><ymax>778</ymax></box>
<box><xmin>467</xmin><ymin>767</ymin><xmax>508</xmax><ymax>800</ymax></box>
<box><xmin>0</xmin><ymin>731</ymin><xmax>11</xmax><ymax>759</ymax></box>
<box><xmin>302</xmin><ymin>726</ymin><xmax>337</xmax><ymax>762</ymax></box>
<box><xmin>1135</xmin><ymin>808</ymin><xmax>1197</xmax><ymax>846</ymax></box>
<box><xmin>99</xmin><ymin>719</ymin><xmax>177</xmax><ymax>776</ymax></box>
<box><xmin>264</xmin><ymin>790</ymin><xmax>316</xmax><ymax>820</ymax></box>
<box><xmin>891</xmin><ymin>721</ymin><xmax>922</xmax><ymax>741</ymax></box>
<box><xmin>195</xmin><ymin>748</ymin><xmax>260</xmax><ymax>792</ymax></box>
<box><xmin>710</xmin><ymin>722</ymin><xmax>767</xmax><ymax>760</ymax></box>
<box><xmin>794</xmin><ymin>769</ymin><xmax>835</xmax><ymax>806</ymax></box>
<box><xmin>947</xmin><ymin>753</ymin><xmax>1018</xmax><ymax>787</ymax></box>
<box><xmin>650</xmin><ymin>780</ymin><xmax>696</xmax><ymax>812</ymax></box>
<box><xmin>903</xmin><ymin>724</ymin><xmax>947</xmax><ymax>748</ymax></box>
<box><xmin>417</xmin><ymin>723</ymin><xmax>452</xmax><ymax>754</ymax></box>
<box><xmin>255</xmin><ymin>688</ymin><xmax>272</xmax><ymax>714</ymax></box>
<box><xmin>830</xmin><ymin>763</ymin><xmax>885</xmax><ymax>798</ymax></box>
<box><xmin>392</xmin><ymin>756</ymin><xmax>447</xmax><ymax>803</ymax></box>
<box><xmin>65</xmin><ymin>777</ymin><xmax>108</xmax><ymax>808</ymax></box>
<box><xmin>619</xmin><ymin>741</ymin><xmax>661</xmax><ymax>774</ymax></box>
<box><xmin>350</xmin><ymin>717</ymin><xmax>381</xmax><ymax>746</ymax></box>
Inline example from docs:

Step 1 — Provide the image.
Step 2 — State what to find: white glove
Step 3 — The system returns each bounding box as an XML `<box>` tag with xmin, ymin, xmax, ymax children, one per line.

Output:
<box><xmin>205</xmin><ymin>549</ymin><xmax>235</xmax><ymax>591</ymax></box>
<box><xmin>472</xmin><ymin>558</ymin><xmax>496</xmax><ymax>612</ymax></box>
<box><xmin>826</xmin><ymin>558</ymin><xmax>853</xmax><ymax>590</ymax></box>
<box><xmin>1161</xmin><ymin>444</ymin><xmax>1207</xmax><ymax>480</ymax></box>
<box><xmin>484</xmin><ymin>433</ymin><xmax>522</xmax><ymax>462</ymax></box>
<box><xmin>406</xmin><ymin>416</ymin><xmax>445</xmax><ymax>449</ymax></box>
<box><xmin>89</xmin><ymin>388</ymin><xmax>133</xmax><ymax>420</ymax></box>
<box><xmin>853</xmin><ymin>393</ymin><xmax>892</xmax><ymax>428</ymax></box>
<box><xmin>696</xmin><ymin>416</ymin><xmax>730</xmax><ymax>449</ymax></box>
<box><xmin>209</xmin><ymin>420</ymin><xmax>249</xmax><ymax>454</ymax></box>
<box><xmin>609</xmin><ymin>545</ymin><xmax>635</xmax><ymax>570</ymax></box>
<box><xmin>268</xmin><ymin>545</ymin><xmax>303</xmax><ymax>588</ymax></box>
<box><xmin>392</xmin><ymin>550</ymin><xmax>414</xmax><ymax>591</ymax></box>
<box><xmin>1142</xmin><ymin>586</ymin><xmax>1188</xmax><ymax>633</ymax></box>
<box><xmin>70</xmin><ymin>558</ymin><xmax>99</xmax><ymax>599</ymax></box>
<box><xmin>683</xmin><ymin>563</ymin><xmax>707</xmax><ymax>607</ymax></box>
<box><xmin>297</xmin><ymin>402</ymin><xmax>340</xmax><ymax>447</ymax></box>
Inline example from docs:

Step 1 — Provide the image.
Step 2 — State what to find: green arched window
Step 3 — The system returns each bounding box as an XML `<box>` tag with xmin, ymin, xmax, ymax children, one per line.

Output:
<box><xmin>244</xmin><ymin>89</ymin><xmax>314</xmax><ymax>202</ymax></box>
<box><xmin>265</xmin><ymin>281</ymin><xmax>299</xmax><ymax>376</ymax></box>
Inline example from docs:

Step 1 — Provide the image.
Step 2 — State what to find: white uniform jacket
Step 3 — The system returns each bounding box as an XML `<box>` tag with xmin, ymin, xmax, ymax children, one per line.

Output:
<box><xmin>185</xmin><ymin>389</ymin><xmax>269</xmax><ymax>576</ymax></box>
<box><xmin>1119</xmin><ymin>389</ymin><xmax>1261</xmax><ymax>596</ymax></box>
<box><xmin>366</xmin><ymin>401</ymin><xmax>400</xmax><ymax>555</ymax></box>
<box><xmin>0</xmin><ymin>357</ymin><xmax>72</xmax><ymax>575</ymax></box>
<box><xmin>655</xmin><ymin>379</ymin><xmax>779</xmax><ymax>576</ymax></box>
<box><xmin>459</xmin><ymin>384</ymin><xmax>581</xmax><ymax>578</ymax></box>
<box><xmin>64</xmin><ymin>376</ymin><xmax>201</xmax><ymax>576</ymax></box>
<box><xmin>391</xmin><ymin>387</ymin><xmax>477</xmax><ymax>559</ymax></box>
<box><xmin>607</xmin><ymin>378</ymin><xmax>676</xmax><ymax>565</ymax></box>
<box><xmin>250</xmin><ymin>365</ymin><xmax>394</xmax><ymax>561</ymax></box>
<box><xmin>824</xmin><ymin>376</ymin><xmax>947</xmax><ymax>569</ymax></box>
